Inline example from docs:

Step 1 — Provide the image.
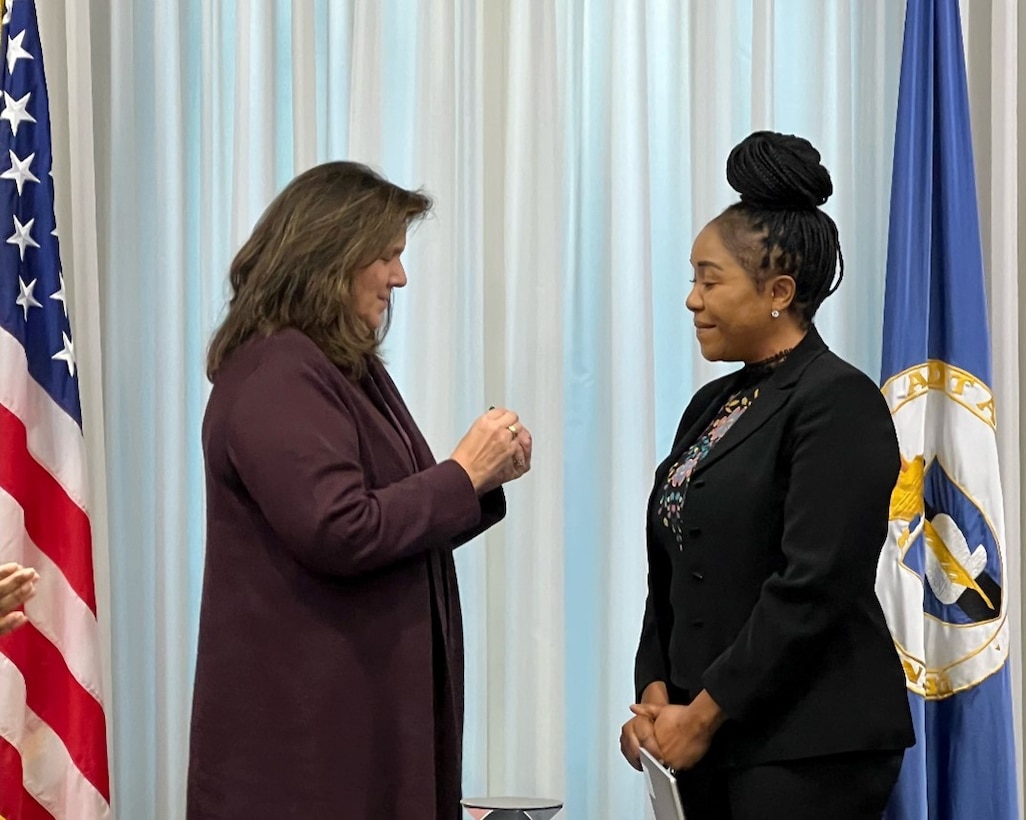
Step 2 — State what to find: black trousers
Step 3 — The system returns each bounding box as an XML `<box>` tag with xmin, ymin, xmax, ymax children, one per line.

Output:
<box><xmin>675</xmin><ymin>750</ymin><xmax>904</xmax><ymax>820</ymax></box>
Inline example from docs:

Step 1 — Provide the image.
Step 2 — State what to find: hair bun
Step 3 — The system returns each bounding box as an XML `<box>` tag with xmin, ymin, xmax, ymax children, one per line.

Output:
<box><xmin>726</xmin><ymin>131</ymin><xmax>832</xmax><ymax>211</ymax></box>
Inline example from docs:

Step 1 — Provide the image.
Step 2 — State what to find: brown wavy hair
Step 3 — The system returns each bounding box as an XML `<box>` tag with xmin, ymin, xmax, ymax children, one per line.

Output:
<box><xmin>206</xmin><ymin>161</ymin><xmax>432</xmax><ymax>380</ymax></box>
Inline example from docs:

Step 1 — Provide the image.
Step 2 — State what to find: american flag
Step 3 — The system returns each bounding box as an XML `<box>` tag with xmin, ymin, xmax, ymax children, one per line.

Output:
<box><xmin>0</xmin><ymin>1</ymin><xmax>111</xmax><ymax>817</ymax></box>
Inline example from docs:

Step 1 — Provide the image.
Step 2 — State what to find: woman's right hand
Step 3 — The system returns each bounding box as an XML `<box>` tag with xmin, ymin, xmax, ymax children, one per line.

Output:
<box><xmin>620</xmin><ymin>681</ymin><xmax>670</xmax><ymax>770</ymax></box>
<box><xmin>621</xmin><ymin>713</ymin><xmax>663</xmax><ymax>771</ymax></box>
<box><xmin>450</xmin><ymin>407</ymin><xmax>528</xmax><ymax>495</ymax></box>
<box><xmin>0</xmin><ymin>563</ymin><xmax>38</xmax><ymax>637</ymax></box>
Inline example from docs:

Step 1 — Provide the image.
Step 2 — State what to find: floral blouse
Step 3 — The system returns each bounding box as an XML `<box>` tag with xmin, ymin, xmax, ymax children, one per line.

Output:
<box><xmin>656</xmin><ymin>354</ymin><xmax>788</xmax><ymax>549</ymax></box>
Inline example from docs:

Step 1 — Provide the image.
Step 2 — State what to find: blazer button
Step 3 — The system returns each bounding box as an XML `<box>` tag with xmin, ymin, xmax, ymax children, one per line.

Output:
<box><xmin>691</xmin><ymin>571</ymin><xmax>704</xmax><ymax>581</ymax></box>
<box><xmin>691</xmin><ymin>619</ymin><xmax>705</xmax><ymax>627</ymax></box>
<box><xmin>688</xmin><ymin>527</ymin><xmax>701</xmax><ymax>538</ymax></box>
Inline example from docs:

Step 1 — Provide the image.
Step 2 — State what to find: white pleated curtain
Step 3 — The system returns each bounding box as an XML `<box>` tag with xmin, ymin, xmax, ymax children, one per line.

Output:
<box><xmin>33</xmin><ymin>1</ymin><xmax>1021</xmax><ymax>818</ymax></box>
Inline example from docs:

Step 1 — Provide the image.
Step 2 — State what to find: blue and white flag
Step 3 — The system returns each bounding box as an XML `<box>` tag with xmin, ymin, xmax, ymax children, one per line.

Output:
<box><xmin>878</xmin><ymin>0</ymin><xmax>1018</xmax><ymax>818</ymax></box>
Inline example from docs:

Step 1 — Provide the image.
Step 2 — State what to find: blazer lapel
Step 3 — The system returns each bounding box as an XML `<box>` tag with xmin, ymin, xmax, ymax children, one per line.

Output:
<box><xmin>656</xmin><ymin>377</ymin><xmax>738</xmax><ymax>481</ymax></box>
<box><xmin>691</xmin><ymin>383</ymin><xmax>792</xmax><ymax>475</ymax></box>
<box><xmin>365</xmin><ymin>359</ymin><xmax>435</xmax><ymax>471</ymax></box>
<box><xmin>691</xmin><ymin>326</ymin><xmax>829</xmax><ymax>476</ymax></box>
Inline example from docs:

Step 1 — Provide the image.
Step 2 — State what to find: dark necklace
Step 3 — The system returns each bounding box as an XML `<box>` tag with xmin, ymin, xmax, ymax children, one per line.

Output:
<box><xmin>746</xmin><ymin>347</ymin><xmax>793</xmax><ymax>371</ymax></box>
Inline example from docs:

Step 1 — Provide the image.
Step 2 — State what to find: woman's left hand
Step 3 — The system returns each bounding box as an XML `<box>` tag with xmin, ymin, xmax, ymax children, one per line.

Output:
<box><xmin>630</xmin><ymin>690</ymin><xmax>725</xmax><ymax>771</ymax></box>
<box><xmin>512</xmin><ymin>425</ymin><xmax>533</xmax><ymax>474</ymax></box>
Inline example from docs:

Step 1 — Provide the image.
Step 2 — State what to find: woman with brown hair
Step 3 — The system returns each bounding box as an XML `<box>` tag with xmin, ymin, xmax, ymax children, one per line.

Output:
<box><xmin>187</xmin><ymin>162</ymin><xmax>531</xmax><ymax>819</ymax></box>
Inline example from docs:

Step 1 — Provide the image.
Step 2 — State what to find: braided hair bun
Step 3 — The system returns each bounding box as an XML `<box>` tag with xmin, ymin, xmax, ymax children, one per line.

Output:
<box><xmin>726</xmin><ymin>131</ymin><xmax>832</xmax><ymax>212</ymax></box>
<box><xmin>713</xmin><ymin>131</ymin><xmax>843</xmax><ymax>326</ymax></box>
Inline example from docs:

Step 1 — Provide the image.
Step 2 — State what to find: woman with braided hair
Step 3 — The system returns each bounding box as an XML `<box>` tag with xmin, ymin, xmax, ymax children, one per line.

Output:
<box><xmin>619</xmin><ymin>131</ymin><xmax>913</xmax><ymax>819</ymax></box>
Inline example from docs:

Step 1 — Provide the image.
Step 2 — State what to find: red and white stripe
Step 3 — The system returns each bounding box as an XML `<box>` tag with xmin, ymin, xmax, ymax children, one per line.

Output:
<box><xmin>0</xmin><ymin>327</ymin><xmax>110</xmax><ymax>819</ymax></box>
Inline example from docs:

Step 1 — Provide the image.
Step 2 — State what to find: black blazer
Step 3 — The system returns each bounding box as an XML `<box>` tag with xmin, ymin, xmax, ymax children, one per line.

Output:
<box><xmin>635</xmin><ymin>327</ymin><xmax>914</xmax><ymax>767</ymax></box>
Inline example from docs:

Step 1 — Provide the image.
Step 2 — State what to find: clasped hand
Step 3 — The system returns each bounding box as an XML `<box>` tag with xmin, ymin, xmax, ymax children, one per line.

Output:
<box><xmin>620</xmin><ymin>690</ymin><xmax>725</xmax><ymax>772</ymax></box>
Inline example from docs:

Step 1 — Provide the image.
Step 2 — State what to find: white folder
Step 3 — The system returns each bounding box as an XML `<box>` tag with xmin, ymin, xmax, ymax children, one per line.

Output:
<box><xmin>640</xmin><ymin>747</ymin><xmax>687</xmax><ymax>820</ymax></box>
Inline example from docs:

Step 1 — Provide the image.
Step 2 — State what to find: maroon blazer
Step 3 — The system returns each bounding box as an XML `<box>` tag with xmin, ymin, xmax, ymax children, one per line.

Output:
<box><xmin>187</xmin><ymin>329</ymin><xmax>505</xmax><ymax>819</ymax></box>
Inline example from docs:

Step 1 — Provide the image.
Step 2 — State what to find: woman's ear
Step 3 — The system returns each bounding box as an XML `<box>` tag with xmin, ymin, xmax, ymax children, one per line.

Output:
<box><xmin>770</xmin><ymin>275</ymin><xmax>797</xmax><ymax>311</ymax></box>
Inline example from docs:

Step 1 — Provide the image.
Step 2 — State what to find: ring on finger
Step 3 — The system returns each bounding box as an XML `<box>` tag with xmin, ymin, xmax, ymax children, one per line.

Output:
<box><xmin>508</xmin><ymin>424</ymin><xmax>519</xmax><ymax>438</ymax></box>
